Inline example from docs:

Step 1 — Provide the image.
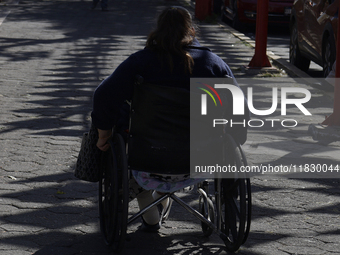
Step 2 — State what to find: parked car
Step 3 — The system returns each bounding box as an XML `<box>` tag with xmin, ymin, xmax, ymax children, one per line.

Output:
<box><xmin>220</xmin><ymin>0</ymin><xmax>294</xmax><ymax>29</ymax></box>
<box><xmin>290</xmin><ymin>0</ymin><xmax>338</xmax><ymax>77</ymax></box>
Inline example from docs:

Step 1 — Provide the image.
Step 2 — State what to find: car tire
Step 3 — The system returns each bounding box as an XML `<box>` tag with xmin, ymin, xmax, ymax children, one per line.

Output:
<box><xmin>232</xmin><ymin>1</ymin><xmax>244</xmax><ymax>31</ymax></box>
<box><xmin>213</xmin><ymin>0</ymin><xmax>223</xmax><ymax>15</ymax></box>
<box><xmin>322</xmin><ymin>35</ymin><xmax>336</xmax><ymax>77</ymax></box>
<box><xmin>289</xmin><ymin>22</ymin><xmax>310</xmax><ymax>72</ymax></box>
<box><xmin>221</xmin><ymin>4</ymin><xmax>229</xmax><ymax>23</ymax></box>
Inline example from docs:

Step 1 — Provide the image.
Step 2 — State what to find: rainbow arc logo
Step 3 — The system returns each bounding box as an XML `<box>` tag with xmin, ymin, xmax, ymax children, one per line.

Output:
<box><xmin>198</xmin><ymin>83</ymin><xmax>222</xmax><ymax>115</ymax></box>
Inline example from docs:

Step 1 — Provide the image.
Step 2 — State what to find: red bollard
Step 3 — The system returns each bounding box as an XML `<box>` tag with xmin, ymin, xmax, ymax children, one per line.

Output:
<box><xmin>195</xmin><ymin>0</ymin><xmax>212</xmax><ymax>21</ymax></box>
<box><xmin>248</xmin><ymin>0</ymin><xmax>271</xmax><ymax>68</ymax></box>
<box><xmin>322</xmin><ymin>16</ymin><xmax>340</xmax><ymax>126</ymax></box>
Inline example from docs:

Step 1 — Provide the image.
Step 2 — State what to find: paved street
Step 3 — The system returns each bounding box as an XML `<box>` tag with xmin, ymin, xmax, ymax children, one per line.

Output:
<box><xmin>0</xmin><ymin>0</ymin><xmax>339</xmax><ymax>254</ymax></box>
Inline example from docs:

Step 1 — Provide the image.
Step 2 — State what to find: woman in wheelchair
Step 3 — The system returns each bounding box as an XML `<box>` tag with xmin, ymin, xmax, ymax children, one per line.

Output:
<box><xmin>91</xmin><ymin>5</ymin><xmax>250</xmax><ymax>252</ymax></box>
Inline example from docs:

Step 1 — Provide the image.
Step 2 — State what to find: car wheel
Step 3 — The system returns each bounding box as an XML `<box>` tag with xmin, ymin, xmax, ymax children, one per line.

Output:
<box><xmin>220</xmin><ymin>2</ymin><xmax>229</xmax><ymax>23</ymax></box>
<box><xmin>289</xmin><ymin>22</ymin><xmax>310</xmax><ymax>72</ymax></box>
<box><xmin>213</xmin><ymin>0</ymin><xmax>223</xmax><ymax>15</ymax></box>
<box><xmin>323</xmin><ymin>35</ymin><xmax>336</xmax><ymax>77</ymax></box>
<box><xmin>232</xmin><ymin>1</ymin><xmax>243</xmax><ymax>31</ymax></box>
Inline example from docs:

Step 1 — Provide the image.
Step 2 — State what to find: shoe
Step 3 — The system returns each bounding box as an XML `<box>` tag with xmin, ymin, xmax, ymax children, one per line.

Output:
<box><xmin>101</xmin><ymin>7</ymin><xmax>109</xmax><ymax>11</ymax></box>
<box><xmin>140</xmin><ymin>218</ymin><xmax>161</xmax><ymax>232</ymax></box>
<box><xmin>140</xmin><ymin>199</ymin><xmax>171</xmax><ymax>232</ymax></box>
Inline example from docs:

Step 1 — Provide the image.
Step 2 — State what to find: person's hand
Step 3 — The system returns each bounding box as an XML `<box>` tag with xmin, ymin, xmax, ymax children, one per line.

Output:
<box><xmin>96</xmin><ymin>137</ymin><xmax>110</xmax><ymax>151</ymax></box>
<box><xmin>96</xmin><ymin>129</ymin><xmax>112</xmax><ymax>151</ymax></box>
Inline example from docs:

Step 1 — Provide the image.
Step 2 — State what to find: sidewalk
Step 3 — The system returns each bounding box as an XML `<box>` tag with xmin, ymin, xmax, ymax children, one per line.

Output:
<box><xmin>0</xmin><ymin>0</ymin><xmax>339</xmax><ymax>254</ymax></box>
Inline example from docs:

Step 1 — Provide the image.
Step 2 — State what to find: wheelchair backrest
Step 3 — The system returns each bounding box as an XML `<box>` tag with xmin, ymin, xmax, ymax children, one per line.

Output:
<box><xmin>127</xmin><ymin>82</ymin><xmax>190</xmax><ymax>175</ymax></box>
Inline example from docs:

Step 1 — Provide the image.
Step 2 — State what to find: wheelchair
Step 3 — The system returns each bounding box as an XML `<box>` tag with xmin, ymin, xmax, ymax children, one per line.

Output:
<box><xmin>98</xmin><ymin>81</ymin><xmax>252</xmax><ymax>253</ymax></box>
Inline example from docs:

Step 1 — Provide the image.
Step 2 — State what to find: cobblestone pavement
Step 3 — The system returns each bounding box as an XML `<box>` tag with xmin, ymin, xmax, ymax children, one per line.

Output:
<box><xmin>0</xmin><ymin>0</ymin><xmax>339</xmax><ymax>254</ymax></box>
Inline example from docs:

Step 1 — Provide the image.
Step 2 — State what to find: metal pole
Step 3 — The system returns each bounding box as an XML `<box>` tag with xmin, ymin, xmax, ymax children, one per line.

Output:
<box><xmin>248</xmin><ymin>0</ymin><xmax>271</xmax><ymax>68</ymax></box>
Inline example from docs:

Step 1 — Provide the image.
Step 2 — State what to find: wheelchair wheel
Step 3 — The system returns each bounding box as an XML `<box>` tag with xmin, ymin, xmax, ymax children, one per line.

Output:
<box><xmin>232</xmin><ymin>137</ymin><xmax>252</xmax><ymax>245</ymax></box>
<box><xmin>217</xmin><ymin>134</ymin><xmax>251</xmax><ymax>252</ymax></box>
<box><xmin>99</xmin><ymin>133</ymin><xmax>128</xmax><ymax>252</ymax></box>
<box><xmin>219</xmin><ymin>178</ymin><xmax>247</xmax><ymax>251</ymax></box>
<box><xmin>243</xmin><ymin>178</ymin><xmax>251</xmax><ymax>244</ymax></box>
